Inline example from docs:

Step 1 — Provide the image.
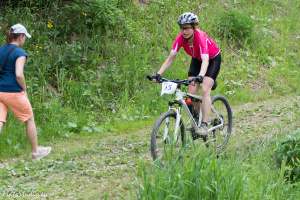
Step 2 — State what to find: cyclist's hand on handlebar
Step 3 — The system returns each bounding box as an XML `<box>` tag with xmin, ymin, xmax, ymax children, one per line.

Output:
<box><xmin>192</xmin><ymin>75</ymin><xmax>204</xmax><ymax>84</ymax></box>
<box><xmin>147</xmin><ymin>73</ymin><xmax>162</xmax><ymax>82</ymax></box>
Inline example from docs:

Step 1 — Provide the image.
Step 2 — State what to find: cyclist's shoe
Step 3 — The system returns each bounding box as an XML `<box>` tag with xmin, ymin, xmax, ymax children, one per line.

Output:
<box><xmin>195</xmin><ymin>122</ymin><xmax>208</xmax><ymax>135</ymax></box>
<box><xmin>186</xmin><ymin>126</ymin><xmax>200</xmax><ymax>140</ymax></box>
<box><xmin>199</xmin><ymin>122</ymin><xmax>208</xmax><ymax>142</ymax></box>
<box><xmin>191</xmin><ymin>129</ymin><xmax>201</xmax><ymax>140</ymax></box>
<box><xmin>191</xmin><ymin>122</ymin><xmax>208</xmax><ymax>141</ymax></box>
<box><xmin>201</xmin><ymin>121</ymin><xmax>208</xmax><ymax>129</ymax></box>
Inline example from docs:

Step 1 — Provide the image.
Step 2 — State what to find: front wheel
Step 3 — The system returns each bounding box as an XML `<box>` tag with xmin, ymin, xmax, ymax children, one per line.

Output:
<box><xmin>150</xmin><ymin>110</ymin><xmax>185</xmax><ymax>161</ymax></box>
<box><xmin>211</xmin><ymin>95</ymin><xmax>233</xmax><ymax>152</ymax></box>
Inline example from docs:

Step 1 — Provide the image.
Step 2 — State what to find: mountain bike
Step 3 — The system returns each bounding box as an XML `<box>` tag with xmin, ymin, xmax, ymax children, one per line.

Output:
<box><xmin>147</xmin><ymin>75</ymin><xmax>233</xmax><ymax>161</ymax></box>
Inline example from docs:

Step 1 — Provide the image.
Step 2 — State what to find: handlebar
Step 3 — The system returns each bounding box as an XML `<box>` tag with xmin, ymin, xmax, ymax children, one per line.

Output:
<box><xmin>147</xmin><ymin>75</ymin><xmax>218</xmax><ymax>90</ymax></box>
<box><xmin>146</xmin><ymin>75</ymin><xmax>192</xmax><ymax>86</ymax></box>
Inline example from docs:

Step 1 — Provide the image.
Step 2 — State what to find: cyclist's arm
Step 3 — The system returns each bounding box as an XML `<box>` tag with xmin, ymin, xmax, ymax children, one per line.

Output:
<box><xmin>198</xmin><ymin>32</ymin><xmax>210</xmax><ymax>77</ymax></box>
<box><xmin>199</xmin><ymin>54</ymin><xmax>209</xmax><ymax>77</ymax></box>
<box><xmin>157</xmin><ymin>50</ymin><xmax>177</xmax><ymax>75</ymax></box>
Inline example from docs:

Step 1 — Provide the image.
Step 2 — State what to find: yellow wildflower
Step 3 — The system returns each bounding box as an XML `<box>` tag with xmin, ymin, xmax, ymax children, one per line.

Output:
<box><xmin>47</xmin><ymin>20</ymin><xmax>54</xmax><ymax>29</ymax></box>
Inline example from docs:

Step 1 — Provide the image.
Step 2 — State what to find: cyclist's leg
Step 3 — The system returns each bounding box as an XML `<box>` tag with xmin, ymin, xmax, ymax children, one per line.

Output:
<box><xmin>188</xmin><ymin>58</ymin><xmax>201</xmax><ymax>115</ymax></box>
<box><xmin>188</xmin><ymin>58</ymin><xmax>201</xmax><ymax>91</ymax></box>
<box><xmin>201</xmin><ymin>77</ymin><xmax>214</xmax><ymax>123</ymax></box>
<box><xmin>188</xmin><ymin>77</ymin><xmax>201</xmax><ymax>116</ymax></box>
<box><xmin>202</xmin><ymin>54</ymin><xmax>221</xmax><ymax>124</ymax></box>
<box><xmin>188</xmin><ymin>79</ymin><xmax>198</xmax><ymax>94</ymax></box>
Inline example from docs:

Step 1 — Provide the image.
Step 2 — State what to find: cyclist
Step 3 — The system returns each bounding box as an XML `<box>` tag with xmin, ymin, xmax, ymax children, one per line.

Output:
<box><xmin>154</xmin><ymin>12</ymin><xmax>221</xmax><ymax>135</ymax></box>
<box><xmin>0</xmin><ymin>24</ymin><xmax>51</xmax><ymax>160</ymax></box>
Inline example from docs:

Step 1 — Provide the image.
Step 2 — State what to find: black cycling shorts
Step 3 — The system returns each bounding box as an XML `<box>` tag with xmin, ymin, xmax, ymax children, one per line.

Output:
<box><xmin>188</xmin><ymin>54</ymin><xmax>221</xmax><ymax>81</ymax></box>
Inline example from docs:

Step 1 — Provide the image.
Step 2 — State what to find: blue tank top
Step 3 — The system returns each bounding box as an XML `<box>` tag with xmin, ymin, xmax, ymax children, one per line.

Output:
<box><xmin>0</xmin><ymin>44</ymin><xmax>28</xmax><ymax>92</ymax></box>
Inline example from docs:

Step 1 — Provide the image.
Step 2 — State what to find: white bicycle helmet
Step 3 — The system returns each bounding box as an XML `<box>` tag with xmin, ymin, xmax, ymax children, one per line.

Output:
<box><xmin>177</xmin><ymin>12</ymin><xmax>199</xmax><ymax>26</ymax></box>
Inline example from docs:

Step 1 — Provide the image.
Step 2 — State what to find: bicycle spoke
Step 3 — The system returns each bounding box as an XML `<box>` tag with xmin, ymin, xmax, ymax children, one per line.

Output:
<box><xmin>151</xmin><ymin>111</ymin><xmax>185</xmax><ymax>161</ymax></box>
<box><xmin>210</xmin><ymin>96</ymin><xmax>233</xmax><ymax>152</ymax></box>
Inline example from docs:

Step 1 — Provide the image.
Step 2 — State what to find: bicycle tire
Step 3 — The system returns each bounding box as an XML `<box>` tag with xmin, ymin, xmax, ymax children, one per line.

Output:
<box><xmin>150</xmin><ymin>110</ymin><xmax>185</xmax><ymax>161</ymax></box>
<box><xmin>211</xmin><ymin>95</ymin><xmax>233</xmax><ymax>152</ymax></box>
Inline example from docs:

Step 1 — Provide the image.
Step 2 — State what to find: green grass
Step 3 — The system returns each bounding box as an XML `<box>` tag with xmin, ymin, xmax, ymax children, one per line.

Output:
<box><xmin>138</xmin><ymin>127</ymin><xmax>300</xmax><ymax>200</ymax></box>
<box><xmin>0</xmin><ymin>95</ymin><xmax>300</xmax><ymax>199</ymax></box>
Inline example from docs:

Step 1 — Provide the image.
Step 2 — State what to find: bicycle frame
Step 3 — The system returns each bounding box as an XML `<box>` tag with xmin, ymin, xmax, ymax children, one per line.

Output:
<box><xmin>168</xmin><ymin>88</ymin><xmax>225</xmax><ymax>137</ymax></box>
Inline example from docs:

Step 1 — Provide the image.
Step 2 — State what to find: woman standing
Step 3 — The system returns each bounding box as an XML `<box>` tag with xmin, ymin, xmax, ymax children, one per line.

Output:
<box><xmin>0</xmin><ymin>24</ymin><xmax>51</xmax><ymax>160</ymax></box>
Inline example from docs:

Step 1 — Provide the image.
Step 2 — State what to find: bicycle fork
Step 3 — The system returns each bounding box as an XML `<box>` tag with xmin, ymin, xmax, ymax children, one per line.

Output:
<box><xmin>164</xmin><ymin>107</ymin><xmax>181</xmax><ymax>144</ymax></box>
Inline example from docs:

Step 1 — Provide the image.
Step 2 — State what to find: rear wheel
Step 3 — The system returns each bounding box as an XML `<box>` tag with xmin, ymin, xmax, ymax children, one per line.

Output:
<box><xmin>210</xmin><ymin>95</ymin><xmax>233</xmax><ymax>152</ymax></box>
<box><xmin>150</xmin><ymin>110</ymin><xmax>185</xmax><ymax>161</ymax></box>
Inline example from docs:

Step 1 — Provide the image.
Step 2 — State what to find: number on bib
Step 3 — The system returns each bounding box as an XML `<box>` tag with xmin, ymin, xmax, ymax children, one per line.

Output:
<box><xmin>161</xmin><ymin>82</ymin><xmax>177</xmax><ymax>96</ymax></box>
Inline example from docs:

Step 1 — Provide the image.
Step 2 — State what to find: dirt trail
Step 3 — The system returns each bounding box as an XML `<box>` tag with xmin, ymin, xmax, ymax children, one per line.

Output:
<box><xmin>0</xmin><ymin>96</ymin><xmax>300</xmax><ymax>199</ymax></box>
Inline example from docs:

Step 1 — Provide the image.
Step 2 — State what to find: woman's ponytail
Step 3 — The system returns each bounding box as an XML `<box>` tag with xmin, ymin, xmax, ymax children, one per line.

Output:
<box><xmin>6</xmin><ymin>28</ymin><xmax>22</xmax><ymax>43</ymax></box>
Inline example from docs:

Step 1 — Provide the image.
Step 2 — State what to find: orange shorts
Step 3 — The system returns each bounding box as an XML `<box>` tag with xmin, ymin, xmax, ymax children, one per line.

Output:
<box><xmin>0</xmin><ymin>92</ymin><xmax>33</xmax><ymax>123</ymax></box>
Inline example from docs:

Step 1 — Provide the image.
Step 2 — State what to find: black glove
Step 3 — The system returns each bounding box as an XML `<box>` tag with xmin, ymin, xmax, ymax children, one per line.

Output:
<box><xmin>193</xmin><ymin>75</ymin><xmax>203</xmax><ymax>83</ymax></box>
<box><xmin>152</xmin><ymin>73</ymin><xmax>161</xmax><ymax>82</ymax></box>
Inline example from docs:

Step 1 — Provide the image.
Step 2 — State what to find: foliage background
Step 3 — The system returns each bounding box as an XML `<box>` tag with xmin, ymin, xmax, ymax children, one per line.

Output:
<box><xmin>0</xmin><ymin>0</ymin><xmax>299</xmax><ymax>157</ymax></box>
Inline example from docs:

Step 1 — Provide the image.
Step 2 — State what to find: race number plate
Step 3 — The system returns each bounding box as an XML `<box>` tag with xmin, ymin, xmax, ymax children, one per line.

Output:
<box><xmin>161</xmin><ymin>82</ymin><xmax>177</xmax><ymax>96</ymax></box>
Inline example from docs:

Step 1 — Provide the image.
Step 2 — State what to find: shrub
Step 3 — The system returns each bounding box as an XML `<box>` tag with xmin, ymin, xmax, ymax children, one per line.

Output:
<box><xmin>274</xmin><ymin>130</ymin><xmax>300</xmax><ymax>183</ymax></box>
<box><xmin>0</xmin><ymin>0</ymin><xmax>61</xmax><ymax>11</ymax></box>
<box><xmin>216</xmin><ymin>9</ymin><xmax>254</xmax><ymax>45</ymax></box>
<box><xmin>53</xmin><ymin>0</ymin><xmax>126</xmax><ymax>41</ymax></box>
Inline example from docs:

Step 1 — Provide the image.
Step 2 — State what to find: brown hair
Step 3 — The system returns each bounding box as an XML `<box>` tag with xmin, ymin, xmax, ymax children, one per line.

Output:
<box><xmin>192</xmin><ymin>22</ymin><xmax>199</xmax><ymax>29</ymax></box>
<box><xmin>6</xmin><ymin>28</ymin><xmax>23</xmax><ymax>43</ymax></box>
<box><xmin>179</xmin><ymin>23</ymin><xmax>199</xmax><ymax>30</ymax></box>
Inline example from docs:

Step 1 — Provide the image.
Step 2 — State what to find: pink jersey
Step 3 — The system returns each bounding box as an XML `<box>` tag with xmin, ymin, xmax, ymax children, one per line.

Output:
<box><xmin>171</xmin><ymin>29</ymin><xmax>220</xmax><ymax>60</ymax></box>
